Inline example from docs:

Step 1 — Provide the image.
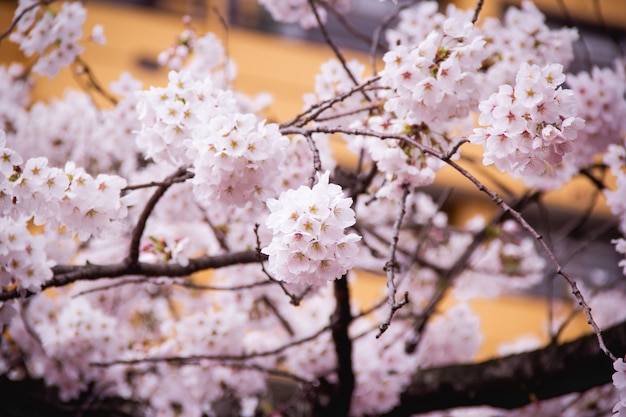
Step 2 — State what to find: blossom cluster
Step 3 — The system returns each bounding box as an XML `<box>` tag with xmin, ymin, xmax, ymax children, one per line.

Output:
<box><xmin>258</xmin><ymin>0</ymin><xmax>350</xmax><ymax>29</ymax></box>
<box><xmin>604</xmin><ymin>140</ymin><xmax>626</xmax><ymax>275</ymax></box>
<box><xmin>566</xmin><ymin>62</ymin><xmax>626</xmax><ymax>166</ymax></box>
<box><xmin>136</xmin><ymin>70</ymin><xmax>288</xmax><ymax>208</ymax></box>
<box><xmin>262</xmin><ymin>171</ymin><xmax>360</xmax><ymax>285</ymax></box>
<box><xmin>0</xmin><ymin>216</ymin><xmax>53</xmax><ymax>292</ymax></box>
<box><xmin>380</xmin><ymin>14</ymin><xmax>488</xmax><ymax>128</ymax></box>
<box><xmin>480</xmin><ymin>1</ymin><xmax>578</xmax><ymax>87</ymax></box>
<box><xmin>158</xmin><ymin>28</ymin><xmax>237</xmax><ymax>88</ymax></box>
<box><xmin>9</xmin><ymin>1</ymin><xmax>96</xmax><ymax>78</ymax></box>
<box><xmin>2</xmin><ymin>71</ymin><xmax>143</xmax><ymax>177</ymax></box>
<box><xmin>387</xmin><ymin>1</ymin><xmax>578</xmax><ymax>92</ymax></box>
<box><xmin>359</xmin><ymin>116</ymin><xmax>446</xmax><ymax>198</ymax></box>
<box><xmin>614</xmin><ymin>358</ymin><xmax>626</xmax><ymax>417</ymax></box>
<box><xmin>0</xmin><ymin>128</ymin><xmax>129</xmax><ymax>293</ymax></box>
<box><xmin>470</xmin><ymin>63</ymin><xmax>584</xmax><ymax>189</ymax></box>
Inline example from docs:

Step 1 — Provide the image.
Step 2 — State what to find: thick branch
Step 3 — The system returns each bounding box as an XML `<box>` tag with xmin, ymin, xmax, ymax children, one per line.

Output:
<box><xmin>0</xmin><ymin>250</ymin><xmax>264</xmax><ymax>301</ymax></box>
<box><xmin>385</xmin><ymin>320</ymin><xmax>626</xmax><ymax>416</ymax></box>
<box><xmin>321</xmin><ymin>275</ymin><xmax>354</xmax><ymax>416</ymax></box>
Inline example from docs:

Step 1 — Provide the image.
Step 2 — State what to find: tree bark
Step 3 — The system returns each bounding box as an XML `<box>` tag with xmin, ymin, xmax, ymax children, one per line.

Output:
<box><xmin>383</xmin><ymin>320</ymin><xmax>626</xmax><ymax>416</ymax></box>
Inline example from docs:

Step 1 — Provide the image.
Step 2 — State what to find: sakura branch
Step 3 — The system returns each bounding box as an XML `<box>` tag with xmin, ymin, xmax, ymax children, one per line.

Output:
<box><xmin>92</xmin><ymin>322</ymin><xmax>333</xmax><ymax>367</ymax></box>
<box><xmin>0</xmin><ymin>250</ymin><xmax>263</xmax><ymax>302</ymax></box>
<box><xmin>377</xmin><ymin>184</ymin><xmax>410</xmax><ymax>338</ymax></box>
<box><xmin>284</xmin><ymin>124</ymin><xmax>617</xmax><ymax>360</ymax></box>
<box><xmin>0</xmin><ymin>0</ymin><xmax>58</xmax><ymax>43</ymax></box>
<box><xmin>307</xmin><ymin>0</ymin><xmax>363</xmax><ymax>92</ymax></box>
<box><xmin>127</xmin><ymin>166</ymin><xmax>193</xmax><ymax>265</ymax></box>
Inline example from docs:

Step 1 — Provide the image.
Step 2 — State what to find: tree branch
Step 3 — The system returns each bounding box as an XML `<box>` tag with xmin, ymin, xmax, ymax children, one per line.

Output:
<box><xmin>321</xmin><ymin>275</ymin><xmax>354</xmax><ymax>416</ymax></box>
<box><xmin>127</xmin><ymin>166</ymin><xmax>193</xmax><ymax>265</ymax></box>
<box><xmin>0</xmin><ymin>250</ymin><xmax>264</xmax><ymax>301</ymax></box>
<box><xmin>385</xmin><ymin>320</ymin><xmax>626</xmax><ymax>416</ymax></box>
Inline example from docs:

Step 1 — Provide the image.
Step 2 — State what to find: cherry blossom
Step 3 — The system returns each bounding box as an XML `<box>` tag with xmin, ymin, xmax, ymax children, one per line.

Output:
<box><xmin>262</xmin><ymin>171</ymin><xmax>360</xmax><ymax>285</ymax></box>
<box><xmin>614</xmin><ymin>358</ymin><xmax>626</xmax><ymax>417</ymax></box>
<box><xmin>566</xmin><ymin>61</ymin><xmax>626</xmax><ymax>167</ymax></box>
<box><xmin>258</xmin><ymin>0</ymin><xmax>350</xmax><ymax>29</ymax></box>
<box><xmin>9</xmin><ymin>1</ymin><xmax>90</xmax><ymax>78</ymax></box>
<box><xmin>470</xmin><ymin>63</ymin><xmax>585</xmax><ymax>189</ymax></box>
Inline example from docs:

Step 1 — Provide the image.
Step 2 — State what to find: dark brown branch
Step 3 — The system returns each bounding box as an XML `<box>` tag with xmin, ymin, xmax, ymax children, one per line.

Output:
<box><xmin>73</xmin><ymin>57</ymin><xmax>119</xmax><ymax>106</ymax></box>
<box><xmin>377</xmin><ymin>184</ymin><xmax>411</xmax><ymax>338</ymax></box>
<box><xmin>472</xmin><ymin>0</ymin><xmax>485</xmax><ymax>24</ymax></box>
<box><xmin>0</xmin><ymin>250</ymin><xmax>264</xmax><ymax>301</ymax></box>
<box><xmin>384</xmin><ymin>319</ymin><xmax>626</xmax><ymax>416</ymax></box>
<box><xmin>93</xmin><ymin>322</ymin><xmax>331</xmax><ymax>366</ymax></box>
<box><xmin>0</xmin><ymin>0</ymin><xmax>56</xmax><ymax>44</ymax></box>
<box><xmin>308</xmin><ymin>0</ymin><xmax>370</xmax><ymax>102</ymax></box>
<box><xmin>323</xmin><ymin>275</ymin><xmax>354</xmax><ymax>416</ymax></box>
<box><xmin>127</xmin><ymin>167</ymin><xmax>193</xmax><ymax>265</ymax></box>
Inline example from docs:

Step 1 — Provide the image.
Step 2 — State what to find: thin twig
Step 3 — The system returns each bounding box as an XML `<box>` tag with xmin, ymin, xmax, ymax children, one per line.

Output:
<box><xmin>472</xmin><ymin>0</ymin><xmax>485</xmax><ymax>24</ymax></box>
<box><xmin>281</xmin><ymin>76</ymin><xmax>381</xmax><ymax>129</ymax></box>
<box><xmin>70</xmin><ymin>276</ymin><xmax>274</xmax><ymax>298</ymax></box>
<box><xmin>261</xmin><ymin>295</ymin><xmax>295</xmax><ymax>337</ymax></box>
<box><xmin>127</xmin><ymin>167</ymin><xmax>193</xmax><ymax>265</ymax></box>
<box><xmin>254</xmin><ymin>224</ymin><xmax>309</xmax><ymax>305</ymax></box>
<box><xmin>91</xmin><ymin>323</ymin><xmax>331</xmax><ymax>366</ymax></box>
<box><xmin>304</xmin><ymin>132</ymin><xmax>322</xmax><ymax>186</ymax></box>
<box><xmin>368</xmin><ymin>0</ymin><xmax>421</xmax><ymax>73</ymax></box>
<box><xmin>321</xmin><ymin>1</ymin><xmax>384</xmax><ymax>50</ymax></box>
<box><xmin>0</xmin><ymin>0</ymin><xmax>56</xmax><ymax>43</ymax></box>
<box><xmin>377</xmin><ymin>184</ymin><xmax>411</xmax><ymax>338</ymax></box>
<box><xmin>554</xmin><ymin>0</ymin><xmax>592</xmax><ymax>69</ymax></box>
<box><xmin>74</xmin><ymin>57</ymin><xmax>118</xmax><ymax>106</ymax></box>
<box><xmin>308</xmin><ymin>0</ymin><xmax>370</xmax><ymax>102</ymax></box>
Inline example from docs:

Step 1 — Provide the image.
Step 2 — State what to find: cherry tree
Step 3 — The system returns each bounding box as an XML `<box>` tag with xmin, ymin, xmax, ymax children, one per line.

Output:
<box><xmin>1</xmin><ymin>0</ymin><xmax>626</xmax><ymax>416</ymax></box>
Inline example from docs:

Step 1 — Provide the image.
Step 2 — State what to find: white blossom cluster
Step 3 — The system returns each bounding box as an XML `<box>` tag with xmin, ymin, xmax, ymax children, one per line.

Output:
<box><xmin>136</xmin><ymin>70</ymin><xmax>288</xmax><ymax>208</ymax></box>
<box><xmin>0</xmin><ymin>216</ymin><xmax>53</xmax><ymax>292</ymax></box>
<box><xmin>2</xmin><ymin>72</ymin><xmax>143</xmax><ymax>176</ymax></box>
<box><xmin>480</xmin><ymin>1</ymin><xmax>578</xmax><ymax>88</ymax></box>
<box><xmin>387</xmin><ymin>1</ymin><xmax>578</xmax><ymax>90</ymax></box>
<box><xmin>0</xmin><ymin>63</ymin><xmax>31</xmax><ymax>136</ymax></box>
<box><xmin>380</xmin><ymin>16</ymin><xmax>488</xmax><ymax>128</ymax></box>
<box><xmin>0</xmin><ymin>130</ymin><xmax>129</xmax><ymax>294</ymax></box>
<box><xmin>604</xmin><ymin>140</ymin><xmax>626</xmax><ymax>275</ymax></box>
<box><xmin>158</xmin><ymin>29</ymin><xmax>237</xmax><ymax>86</ymax></box>
<box><xmin>353</xmin><ymin>116</ymin><xmax>448</xmax><ymax>198</ymax></box>
<box><xmin>386</xmin><ymin>2</ymin><xmax>474</xmax><ymax>48</ymax></box>
<box><xmin>470</xmin><ymin>63</ymin><xmax>584</xmax><ymax>189</ymax></box>
<box><xmin>262</xmin><ymin>171</ymin><xmax>360</xmax><ymax>285</ymax></box>
<box><xmin>566</xmin><ymin>62</ymin><xmax>626</xmax><ymax>166</ymax></box>
<box><xmin>258</xmin><ymin>0</ymin><xmax>350</xmax><ymax>29</ymax></box>
<box><xmin>614</xmin><ymin>358</ymin><xmax>626</xmax><ymax>417</ymax></box>
<box><xmin>8</xmin><ymin>1</ymin><xmax>96</xmax><ymax>78</ymax></box>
